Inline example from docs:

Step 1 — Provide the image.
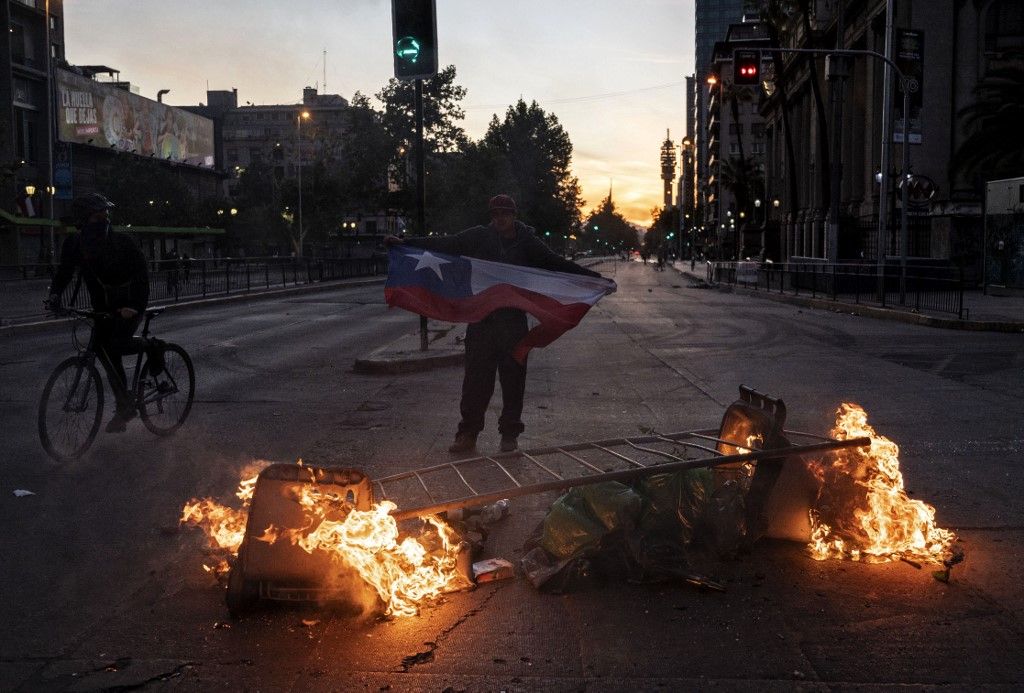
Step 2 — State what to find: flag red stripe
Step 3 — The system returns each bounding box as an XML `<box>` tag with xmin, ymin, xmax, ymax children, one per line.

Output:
<box><xmin>385</xmin><ymin>284</ymin><xmax>591</xmax><ymax>328</ymax></box>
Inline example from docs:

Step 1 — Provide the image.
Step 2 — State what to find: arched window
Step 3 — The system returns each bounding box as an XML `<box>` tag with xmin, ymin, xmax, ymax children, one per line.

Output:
<box><xmin>984</xmin><ymin>0</ymin><xmax>1024</xmax><ymax>56</ymax></box>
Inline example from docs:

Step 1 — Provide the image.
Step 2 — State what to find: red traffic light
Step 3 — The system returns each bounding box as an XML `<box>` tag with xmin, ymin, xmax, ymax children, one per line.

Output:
<box><xmin>733</xmin><ymin>49</ymin><xmax>761</xmax><ymax>86</ymax></box>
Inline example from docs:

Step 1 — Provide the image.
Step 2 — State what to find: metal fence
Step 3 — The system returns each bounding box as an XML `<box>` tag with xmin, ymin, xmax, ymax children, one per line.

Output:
<box><xmin>709</xmin><ymin>261</ymin><xmax>964</xmax><ymax>318</ymax></box>
<box><xmin>0</xmin><ymin>256</ymin><xmax>387</xmax><ymax>324</ymax></box>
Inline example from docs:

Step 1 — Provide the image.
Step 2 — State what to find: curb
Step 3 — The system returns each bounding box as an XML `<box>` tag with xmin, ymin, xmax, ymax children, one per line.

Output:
<box><xmin>0</xmin><ymin>276</ymin><xmax>386</xmax><ymax>337</ymax></box>
<box><xmin>672</xmin><ymin>265</ymin><xmax>1024</xmax><ymax>333</ymax></box>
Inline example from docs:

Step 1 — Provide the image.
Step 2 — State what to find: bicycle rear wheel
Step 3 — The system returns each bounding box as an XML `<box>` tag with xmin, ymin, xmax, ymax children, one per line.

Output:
<box><xmin>38</xmin><ymin>356</ymin><xmax>105</xmax><ymax>462</ymax></box>
<box><xmin>138</xmin><ymin>343</ymin><xmax>195</xmax><ymax>435</ymax></box>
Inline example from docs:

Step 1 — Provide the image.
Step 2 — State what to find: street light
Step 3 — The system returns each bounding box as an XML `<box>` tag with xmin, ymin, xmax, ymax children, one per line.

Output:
<box><xmin>297</xmin><ymin>111</ymin><xmax>312</xmax><ymax>257</ymax></box>
<box><xmin>25</xmin><ymin>185</ymin><xmax>36</xmax><ymax>196</ymax></box>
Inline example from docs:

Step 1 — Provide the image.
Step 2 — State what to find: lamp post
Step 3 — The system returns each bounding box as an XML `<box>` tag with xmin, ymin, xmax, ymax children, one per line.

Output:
<box><xmin>296</xmin><ymin>110</ymin><xmax>311</xmax><ymax>257</ymax></box>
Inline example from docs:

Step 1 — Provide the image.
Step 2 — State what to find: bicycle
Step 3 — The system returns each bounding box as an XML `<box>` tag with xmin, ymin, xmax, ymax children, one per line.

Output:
<box><xmin>37</xmin><ymin>307</ymin><xmax>196</xmax><ymax>462</ymax></box>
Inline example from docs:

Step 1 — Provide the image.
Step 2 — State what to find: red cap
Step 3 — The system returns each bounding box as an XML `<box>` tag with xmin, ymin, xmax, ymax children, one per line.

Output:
<box><xmin>488</xmin><ymin>194</ymin><xmax>517</xmax><ymax>215</ymax></box>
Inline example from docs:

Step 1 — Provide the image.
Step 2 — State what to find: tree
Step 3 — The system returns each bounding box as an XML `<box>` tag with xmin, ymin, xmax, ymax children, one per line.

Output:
<box><xmin>760</xmin><ymin>0</ymin><xmax>801</xmax><ymax>215</ymax></box>
<box><xmin>483</xmin><ymin>99</ymin><xmax>584</xmax><ymax>238</ymax></box>
<box><xmin>338</xmin><ymin>92</ymin><xmax>392</xmax><ymax>214</ymax></box>
<box><xmin>376</xmin><ymin>65</ymin><xmax>470</xmax><ymax>232</ymax></box>
<box><xmin>376</xmin><ymin>65</ymin><xmax>469</xmax><ymax>156</ymax></box>
<box><xmin>952</xmin><ymin>62</ymin><xmax>1024</xmax><ymax>183</ymax></box>
<box><xmin>645</xmin><ymin>205</ymin><xmax>677</xmax><ymax>256</ymax></box>
<box><xmin>584</xmin><ymin>196</ymin><xmax>638</xmax><ymax>252</ymax></box>
<box><xmin>720</xmin><ymin>155</ymin><xmax>765</xmax><ymax>217</ymax></box>
<box><xmin>231</xmin><ymin>160</ymin><xmax>288</xmax><ymax>254</ymax></box>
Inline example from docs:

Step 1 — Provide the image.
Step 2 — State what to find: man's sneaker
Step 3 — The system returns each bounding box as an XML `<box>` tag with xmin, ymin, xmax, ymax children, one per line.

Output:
<box><xmin>448</xmin><ymin>432</ymin><xmax>477</xmax><ymax>454</ymax></box>
<box><xmin>499</xmin><ymin>435</ymin><xmax>518</xmax><ymax>453</ymax></box>
<box><xmin>105</xmin><ymin>408</ymin><xmax>137</xmax><ymax>434</ymax></box>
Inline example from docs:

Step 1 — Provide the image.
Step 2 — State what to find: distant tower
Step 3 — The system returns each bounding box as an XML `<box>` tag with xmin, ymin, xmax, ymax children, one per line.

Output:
<box><xmin>660</xmin><ymin>129</ymin><xmax>676</xmax><ymax>208</ymax></box>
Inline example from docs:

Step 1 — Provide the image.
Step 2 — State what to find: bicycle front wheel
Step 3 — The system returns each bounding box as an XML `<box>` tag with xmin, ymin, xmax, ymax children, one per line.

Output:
<box><xmin>38</xmin><ymin>356</ymin><xmax>105</xmax><ymax>462</ymax></box>
<box><xmin>138</xmin><ymin>343</ymin><xmax>195</xmax><ymax>436</ymax></box>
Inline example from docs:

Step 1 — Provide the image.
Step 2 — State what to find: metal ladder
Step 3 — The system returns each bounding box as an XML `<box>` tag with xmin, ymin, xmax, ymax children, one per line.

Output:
<box><xmin>377</xmin><ymin>428</ymin><xmax>867</xmax><ymax>521</ymax></box>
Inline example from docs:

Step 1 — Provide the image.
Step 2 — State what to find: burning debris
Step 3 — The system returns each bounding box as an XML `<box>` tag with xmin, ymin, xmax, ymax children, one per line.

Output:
<box><xmin>808</xmin><ymin>403</ymin><xmax>959</xmax><ymax>567</ymax></box>
<box><xmin>180</xmin><ymin>466</ymin><xmax>262</xmax><ymax>577</ymax></box>
<box><xmin>178</xmin><ymin>388</ymin><xmax>961</xmax><ymax>617</ymax></box>
<box><xmin>180</xmin><ymin>462</ymin><xmax>468</xmax><ymax>618</ymax></box>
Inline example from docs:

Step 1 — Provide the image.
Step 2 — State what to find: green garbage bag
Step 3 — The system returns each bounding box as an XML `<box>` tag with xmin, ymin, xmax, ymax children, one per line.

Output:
<box><xmin>578</xmin><ymin>481</ymin><xmax>645</xmax><ymax>531</ymax></box>
<box><xmin>637</xmin><ymin>468</ymin><xmax>714</xmax><ymax>544</ymax></box>
<box><xmin>539</xmin><ymin>490</ymin><xmax>607</xmax><ymax>559</ymax></box>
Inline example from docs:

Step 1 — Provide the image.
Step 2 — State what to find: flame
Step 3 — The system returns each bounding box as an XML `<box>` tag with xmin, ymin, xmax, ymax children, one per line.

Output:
<box><xmin>180</xmin><ymin>471</ymin><xmax>261</xmax><ymax>576</ymax></box>
<box><xmin>808</xmin><ymin>403</ymin><xmax>956</xmax><ymax>564</ymax></box>
<box><xmin>287</xmin><ymin>498</ymin><xmax>464</xmax><ymax>618</ymax></box>
<box><xmin>180</xmin><ymin>462</ymin><xmax>466</xmax><ymax>617</ymax></box>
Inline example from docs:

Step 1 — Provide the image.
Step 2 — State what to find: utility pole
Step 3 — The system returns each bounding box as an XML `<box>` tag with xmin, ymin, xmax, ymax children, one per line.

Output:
<box><xmin>877</xmin><ymin>0</ymin><xmax>895</xmax><ymax>292</ymax></box>
<box><xmin>415</xmin><ymin>78</ymin><xmax>428</xmax><ymax>351</ymax></box>
<box><xmin>826</xmin><ymin>0</ymin><xmax>847</xmax><ymax>263</ymax></box>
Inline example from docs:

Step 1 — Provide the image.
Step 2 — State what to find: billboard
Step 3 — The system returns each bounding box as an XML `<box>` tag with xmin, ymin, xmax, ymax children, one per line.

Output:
<box><xmin>56</xmin><ymin>69</ymin><xmax>214</xmax><ymax>167</ymax></box>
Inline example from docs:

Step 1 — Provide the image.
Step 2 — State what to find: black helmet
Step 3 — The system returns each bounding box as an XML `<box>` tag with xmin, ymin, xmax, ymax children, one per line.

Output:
<box><xmin>72</xmin><ymin>192</ymin><xmax>115</xmax><ymax>222</ymax></box>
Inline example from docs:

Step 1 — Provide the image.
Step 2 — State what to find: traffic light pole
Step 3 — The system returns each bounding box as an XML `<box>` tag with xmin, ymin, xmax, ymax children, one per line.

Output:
<box><xmin>415</xmin><ymin>78</ymin><xmax>428</xmax><ymax>351</ymax></box>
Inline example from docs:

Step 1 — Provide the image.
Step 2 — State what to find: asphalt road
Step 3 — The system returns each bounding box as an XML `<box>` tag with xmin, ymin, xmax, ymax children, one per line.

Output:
<box><xmin>1</xmin><ymin>260</ymin><xmax>1022</xmax><ymax>691</ymax></box>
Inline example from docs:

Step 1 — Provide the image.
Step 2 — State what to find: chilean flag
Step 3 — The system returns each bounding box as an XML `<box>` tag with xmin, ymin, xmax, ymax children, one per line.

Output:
<box><xmin>385</xmin><ymin>245</ymin><xmax>616</xmax><ymax>363</ymax></box>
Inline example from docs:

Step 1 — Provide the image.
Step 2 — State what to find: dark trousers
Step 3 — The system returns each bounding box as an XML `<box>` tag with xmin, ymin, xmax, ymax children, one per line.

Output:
<box><xmin>94</xmin><ymin>314</ymin><xmax>143</xmax><ymax>413</ymax></box>
<box><xmin>457</xmin><ymin>312</ymin><xmax>528</xmax><ymax>438</ymax></box>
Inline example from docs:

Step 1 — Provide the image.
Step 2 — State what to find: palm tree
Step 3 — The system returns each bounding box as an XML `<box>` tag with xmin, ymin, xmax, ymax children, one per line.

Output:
<box><xmin>760</xmin><ymin>0</ymin><xmax>801</xmax><ymax>213</ymax></box>
<box><xmin>720</xmin><ymin>155</ymin><xmax>764</xmax><ymax>215</ymax></box>
<box><xmin>952</xmin><ymin>63</ymin><xmax>1024</xmax><ymax>182</ymax></box>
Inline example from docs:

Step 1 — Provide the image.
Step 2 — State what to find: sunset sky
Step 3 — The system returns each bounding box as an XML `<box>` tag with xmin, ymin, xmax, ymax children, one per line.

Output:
<box><xmin>65</xmin><ymin>0</ymin><xmax>696</xmax><ymax>227</ymax></box>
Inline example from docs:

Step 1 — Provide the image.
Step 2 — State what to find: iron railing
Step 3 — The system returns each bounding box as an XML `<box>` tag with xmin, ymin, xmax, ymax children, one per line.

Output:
<box><xmin>709</xmin><ymin>261</ymin><xmax>964</xmax><ymax>319</ymax></box>
<box><xmin>0</xmin><ymin>256</ymin><xmax>387</xmax><ymax>324</ymax></box>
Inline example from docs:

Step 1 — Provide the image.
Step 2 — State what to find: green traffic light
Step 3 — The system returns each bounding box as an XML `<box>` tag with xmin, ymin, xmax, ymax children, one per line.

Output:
<box><xmin>395</xmin><ymin>36</ymin><xmax>421</xmax><ymax>63</ymax></box>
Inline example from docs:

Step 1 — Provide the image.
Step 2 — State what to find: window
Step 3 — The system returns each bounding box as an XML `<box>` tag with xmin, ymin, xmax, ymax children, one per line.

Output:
<box><xmin>365</xmin><ymin>220</ymin><xmax>377</xmax><ymax>235</ymax></box>
<box><xmin>985</xmin><ymin>0</ymin><xmax>1024</xmax><ymax>53</ymax></box>
<box><xmin>729</xmin><ymin>123</ymin><xmax>743</xmax><ymax>135</ymax></box>
<box><xmin>729</xmin><ymin>143</ymin><xmax>740</xmax><ymax>155</ymax></box>
<box><xmin>248</xmin><ymin>147</ymin><xmax>261</xmax><ymax>161</ymax></box>
<box><xmin>226</xmin><ymin>147</ymin><xmax>238</xmax><ymax>161</ymax></box>
<box><xmin>752</xmin><ymin>123</ymin><xmax>765</xmax><ymax>138</ymax></box>
<box><xmin>10</xmin><ymin>23</ymin><xmax>29</xmax><ymax>65</ymax></box>
<box><xmin>15</xmin><ymin>109</ymin><xmax>37</xmax><ymax>162</ymax></box>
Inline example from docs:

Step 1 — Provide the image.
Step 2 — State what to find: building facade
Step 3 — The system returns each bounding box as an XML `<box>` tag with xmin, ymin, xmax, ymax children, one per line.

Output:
<box><xmin>759</xmin><ymin>0</ymin><xmax>1024</xmax><ymax>272</ymax></box>
<box><xmin>192</xmin><ymin>86</ymin><xmax>400</xmax><ymax>256</ymax></box>
<box><xmin>1</xmin><ymin>0</ymin><xmax>223</xmax><ymax>264</ymax></box>
<box><xmin>694</xmin><ymin>0</ymin><xmax>756</xmax><ymax>248</ymax></box>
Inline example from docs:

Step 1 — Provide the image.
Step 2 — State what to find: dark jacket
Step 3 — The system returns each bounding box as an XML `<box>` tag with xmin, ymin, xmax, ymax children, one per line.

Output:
<box><xmin>404</xmin><ymin>221</ymin><xmax>602</xmax><ymax>278</ymax></box>
<box><xmin>50</xmin><ymin>227</ymin><xmax>150</xmax><ymax>312</ymax></box>
<box><xmin>403</xmin><ymin>221</ymin><xmax>603</xmax><ymax>330</ymax></box>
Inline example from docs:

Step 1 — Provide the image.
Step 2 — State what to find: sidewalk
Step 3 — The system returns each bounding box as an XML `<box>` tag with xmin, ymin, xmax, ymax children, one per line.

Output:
<box><xmin>672</xmin><ymin>261</ymin><xmax>1024</xmax><ymax>333</ymax></box>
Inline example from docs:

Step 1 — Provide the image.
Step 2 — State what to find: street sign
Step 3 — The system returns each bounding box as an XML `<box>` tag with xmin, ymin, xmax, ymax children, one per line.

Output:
<box><xmin>894</xmin><ymin>29</ymin><xmax>924</xmax><ymax>144</ymax></box>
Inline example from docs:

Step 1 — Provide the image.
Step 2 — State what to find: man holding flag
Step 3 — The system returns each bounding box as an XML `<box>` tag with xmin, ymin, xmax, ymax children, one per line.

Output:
<box><xmin>385</xmin><ymin>194</ymin><xmax>615</xmax><ymax>455</ymax></box>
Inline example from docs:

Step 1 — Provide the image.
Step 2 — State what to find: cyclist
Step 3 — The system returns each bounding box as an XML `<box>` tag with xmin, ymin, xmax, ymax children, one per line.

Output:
<box><xmin>46</xmin><ymin>193</ymin><xmax>150</xmax><ymax>433</ymax></box>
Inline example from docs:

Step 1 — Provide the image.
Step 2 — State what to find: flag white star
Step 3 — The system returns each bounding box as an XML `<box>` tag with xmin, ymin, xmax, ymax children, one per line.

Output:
<box><xmin>411</xmin><ymin>251</ymin><xmax>450</xmax><ymax>280</ymax></box>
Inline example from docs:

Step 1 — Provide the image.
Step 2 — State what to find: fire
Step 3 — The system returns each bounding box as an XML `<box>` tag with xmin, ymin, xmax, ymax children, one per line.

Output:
<box><xmin>808</xmin><ymin>403</ymin><xmax>957</xmax><ymax>565</ymax></box>
<box><xmin>180</xmin><ymin>469</ymin><xmax>262</xmax><ymax>576</ymax></box>
<box><xmin>181</xmin><ymin>462</ymin><xmax>466</xmax><ymax>617</ymax></box>
<box><xmin>286</xmin><ymin>498</ymin><xmax>465</xmax><ymax>618</ymax></box>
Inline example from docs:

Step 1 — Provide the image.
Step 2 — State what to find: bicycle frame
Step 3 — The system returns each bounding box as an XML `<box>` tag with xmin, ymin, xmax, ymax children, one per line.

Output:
<box><xmin>62</xmin><ymin>308</ymin><xmax>170</xmax><ymax>411</ymax></box>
